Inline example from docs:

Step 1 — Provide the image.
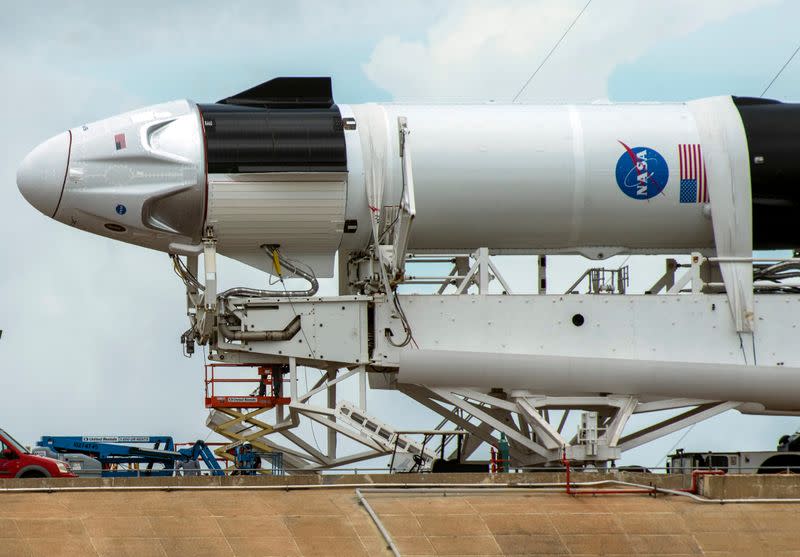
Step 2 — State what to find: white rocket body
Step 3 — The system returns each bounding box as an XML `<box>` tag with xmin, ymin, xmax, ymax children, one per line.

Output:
<box><xmin>16</xmin><ymin>77</ymin><xmax>790</xmax><ymax>277</ymax></box>
<box><xmin>349</xmin><ymin>103</ymin><xmax>714</xmax><ymax>259</ymax></box>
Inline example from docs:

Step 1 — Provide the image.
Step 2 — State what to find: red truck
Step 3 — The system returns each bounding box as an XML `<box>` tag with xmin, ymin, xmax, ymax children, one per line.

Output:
<box><xmin>0</xmin><ymin>428</ymin><xmax>76</xmax><ymax>478</ymax></box>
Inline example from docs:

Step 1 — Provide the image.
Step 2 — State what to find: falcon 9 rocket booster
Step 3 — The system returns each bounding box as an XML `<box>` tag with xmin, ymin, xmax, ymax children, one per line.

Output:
<box><xmin>16</xmin><ymin>77</ymin><xmax>800</xmax><ymax>275</ymax></box>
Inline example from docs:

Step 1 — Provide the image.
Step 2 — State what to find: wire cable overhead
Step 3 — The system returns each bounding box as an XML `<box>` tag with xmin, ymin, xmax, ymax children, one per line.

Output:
<box><xmin>512</xmin><ymin>0</ymin><xmax>593</xmax><ymax>102</ymax></box>
<box><xmin>761</xmin><ymin>42</ymin><xmax>800</xmax><ymax>97</ymax></box>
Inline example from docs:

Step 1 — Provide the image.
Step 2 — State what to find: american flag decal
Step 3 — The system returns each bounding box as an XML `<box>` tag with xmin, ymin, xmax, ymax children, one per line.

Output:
<box><xmin>114</xmin><ymin>133</ymin><xmax>126</xmax><ymax>150</ymax></box>
<box><xmin>679</xmin><ymin>144</ymin><xmax>708</xmax><ymax>203</ymax></box>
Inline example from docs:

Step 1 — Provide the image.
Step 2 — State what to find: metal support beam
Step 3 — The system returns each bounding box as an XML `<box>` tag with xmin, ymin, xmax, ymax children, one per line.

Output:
<box><xmin>289</xmin><ymin>357</ymin><xmax>298</xmax><ymax>401</ymax></box>
<box><xmin>479</xmin><ymin>248</ymin><xmax>490</xmax><ymax>296</ymax></box>
<box><xmin>603</xmin><ymin>396</ymin><xmax>637</xmax><ymax>447</ymax></box>
<box><xmin>400</xmin><ymin>385</ymin><xmax>528</xmax><ymax>462</ymax></box>
<box><xmin>618</xmin><ymin>401</ymin><xmax>738</xmax><ymax>451</ymax></box>
<box><xmin>327</xmin><ymin>369</ymin><xmax>337</xmax><ymax>460</ymax></box>
<box><xmin>202</xmin><ymin>230</ymin><xmax>217</xmax><ymax>310</ymax></box>
<box><xmin>431</xmin><ymin>388</ymin><xmax>554</xmax><ymax>459</ymax></box>
<box><xmin>635</xmin><ymin>399</ymin><xmax>709</xmax><ymax>413</ymax></box>
<box><xmin>358</xmin><ymin>366</ymin><xmax>367</xmax><ymax>410</ymax></box>
<box><xmin>278</xmin><ymin>430</ymin><xmax>330</xmax><ymax>466</ymax></box>
<box><xmin>300</xmin><ymin>367</ymin><xmax>360</xmax><ymax>404</ymax></box>
<box><xmin>516</xmin><ymin>398</ymin><xmax>567</xmax><ymax>450</ymax></box>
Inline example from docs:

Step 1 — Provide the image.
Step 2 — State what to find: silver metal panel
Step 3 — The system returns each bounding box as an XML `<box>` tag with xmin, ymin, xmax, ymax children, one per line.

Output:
<box><xmin>223</xmin><ymin>296</ymin><xmax>369</xmax><ymax>365</ymax></box>
<box><xmin>374</xmin><ymin>294</ymin><xmax>800</xmax><ymax>367</ymax></box>
<box><xmin>207</xmin><ymin>172</ymin><xmax>347</xmax><ymax>276</ymax></box>
<box><xmin>208</xmin><ymin>172</ymin><xmax>346</xmax><ymax>249</ymax></box>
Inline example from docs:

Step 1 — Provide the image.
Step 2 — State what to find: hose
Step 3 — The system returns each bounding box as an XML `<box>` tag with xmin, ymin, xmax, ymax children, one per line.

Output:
<box><xmin>218</xmin><ymin>246</ymin><xmax>318</xmax><ymax>300</ymax></box>
<box><xmin>171</xmin><ymin>254</ymin><xmax>204</xmax><ymax>291</ymax></box>
<box><xmin>356</xmin><ymin>488</ymin><xmax>401</xmax><ymax>557</ymax></box>
<box><xmin>7</xmin><ymin>480</ymin><xmax>799</xmax><ymax>505</ymax></box>
<box><xmin>754</xmin><ymin>261</ymin><xmax>800</xmax><ymax>283</ymax></box>
<box><xmin>218</xmin><ymin>315</ymin><xmax>301</xmax><ymax>342</ymax></box>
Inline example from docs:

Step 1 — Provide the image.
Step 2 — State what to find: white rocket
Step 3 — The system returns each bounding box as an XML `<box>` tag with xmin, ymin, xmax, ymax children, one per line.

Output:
<box><xmin>16</xmin><ymin>77</ymin><xmax>796</xmax><ymax>277</ymax></box>
<box><xmin>18</xmin><ymin>76</ymin><xmax>800</xmax><ymax>464</ymax></box>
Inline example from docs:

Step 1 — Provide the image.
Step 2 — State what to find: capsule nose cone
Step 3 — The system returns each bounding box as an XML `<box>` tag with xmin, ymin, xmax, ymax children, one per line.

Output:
<box><xmin>17</xmin><ymin>131</ymin><xmax>71</xmax><ymax>218</ymax></box>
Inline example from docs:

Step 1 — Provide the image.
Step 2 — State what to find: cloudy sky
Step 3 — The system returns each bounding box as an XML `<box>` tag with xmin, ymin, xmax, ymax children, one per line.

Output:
<box><xmin>3</xmin><ymin>0</ymin><xmax>800</xmax><ymax>469</ymax></box>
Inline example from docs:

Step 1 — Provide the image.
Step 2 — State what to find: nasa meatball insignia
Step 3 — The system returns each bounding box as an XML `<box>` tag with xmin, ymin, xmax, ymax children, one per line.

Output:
<box><xmin>615</xmin><ymin>141</ymin><xmax>669</xmax><ymax>200</ymax></box>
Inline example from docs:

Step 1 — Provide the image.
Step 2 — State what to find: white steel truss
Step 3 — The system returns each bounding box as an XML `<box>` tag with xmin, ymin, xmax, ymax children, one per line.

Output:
<box><xmin>182</xmin><ymin>243</ymin><xmax>800</xmax><ymax>472</ymax></box>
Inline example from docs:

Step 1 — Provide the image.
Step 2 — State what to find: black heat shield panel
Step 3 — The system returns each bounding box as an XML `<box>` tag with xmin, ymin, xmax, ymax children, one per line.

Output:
<box><xmin>217</xmin><ymin>77</ymin><xmax>334</xmax><ymax>108</ymax></box>
<box><xmin>734</xmin><ymin>97</ymin><xmax>800</xmax><ymax>249</ymax></box>
<box><xmin>199</xmin><ymin>103</ymin><xmax>346</xmax><ymax>173</ymax></box>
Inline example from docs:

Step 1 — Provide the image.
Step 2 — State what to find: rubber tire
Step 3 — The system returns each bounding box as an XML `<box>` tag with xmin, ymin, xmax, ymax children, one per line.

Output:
<box><xmin>758</xmin><ymin>454</ymin><xmax>800</xmax><ymax>474</ymax></box>
<box><xmin>19</xmin><ymin>470</ymin><xmax>48</xmax><ymax>478</ymax></box>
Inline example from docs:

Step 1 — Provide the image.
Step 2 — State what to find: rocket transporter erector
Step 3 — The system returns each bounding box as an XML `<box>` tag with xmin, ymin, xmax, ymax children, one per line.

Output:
<box><xmin>15</xmin><ymin>77</ymin><xmax>800</xmax><ymax>275</ymax></box>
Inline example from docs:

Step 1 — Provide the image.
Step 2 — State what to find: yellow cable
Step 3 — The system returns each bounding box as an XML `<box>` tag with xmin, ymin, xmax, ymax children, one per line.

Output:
<box><xmin>272</xmin><ymin>249</ymin><xmax>282</xmax><ymax>276</ymax></box>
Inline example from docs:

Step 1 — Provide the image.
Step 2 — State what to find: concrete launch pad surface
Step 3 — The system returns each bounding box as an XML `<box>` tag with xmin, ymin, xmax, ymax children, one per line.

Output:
<box><xmin>0</xmin><ymin>488</ymin><xmax>390</xmax><ymax>557</ymax></box>
<box><xmin>1</xmin><ymin>474</ymin><xmax>799</xmax><ymax>556</ymax></box>
<box><xmin>369</xmin><ymin>491</ymin><xmax>800</xmax><ymax>556</ymax></box>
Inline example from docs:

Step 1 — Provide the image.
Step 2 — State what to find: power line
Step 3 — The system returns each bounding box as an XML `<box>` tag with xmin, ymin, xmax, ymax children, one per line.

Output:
<box><xmin>761</xmin><ymin>43</ymin><xmax>800</xmax><ymax>97</ymax></box>
<box><xmin>512</xmin><ymin>0</ymin><xmax>593</xmax><ymax>102</ymax></box>
<box><xmin>654</xmin><ymin>423</ymin><xmax>696</xmax><ymax>468</ymax></box>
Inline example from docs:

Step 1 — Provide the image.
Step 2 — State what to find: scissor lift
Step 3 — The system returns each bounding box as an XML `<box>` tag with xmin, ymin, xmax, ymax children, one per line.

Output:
<box><xmin>205</xmin><ymin>363</ymin><xmax>290</xmax><ymax>409</ymax></box>
<box><xmin>204</xmin><ymin>363</ymin><xmax>434</xmax><ymax>473</ymax></box>
<box><xmin>205</xmin><ymin>363</ymin><xmax>289</xmax><ymax>473</ymax></box>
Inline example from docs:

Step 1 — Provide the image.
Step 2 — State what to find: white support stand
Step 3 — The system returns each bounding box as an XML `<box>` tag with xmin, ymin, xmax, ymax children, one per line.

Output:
<box><xmin>327</xmin><ymin>369</ymin><xmax>337</xmax><ymax>460</ymax></box>
<box><xmin>202</xmin><ymin>228</ymin><xmax>217</xmax><ymax>310</ymax></box>
<box><xmin>455</xmin><ymin>248</ymin><xmax>514</xmax><ymax>295</ymax></box>
<box><xmin>358</xmin><ymin>365</ymin><xmax>367</xmax><ymax>411</ymax></box>
<box><xmin>289</xmin><ymin>357</ymin><xmax>298</xmax><ymax>401</ymax></box>
<box><xmin>668</xmin><ymin>252</ymin><xmax>704</xmax><ymax>294</ymax></box>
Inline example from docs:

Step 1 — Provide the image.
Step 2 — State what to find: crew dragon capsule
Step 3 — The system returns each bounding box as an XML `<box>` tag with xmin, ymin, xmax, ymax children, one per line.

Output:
<box><xmin>16</xmin><ymin>77</ymin><xmax>800</xmax><ymax>275</ymax></box>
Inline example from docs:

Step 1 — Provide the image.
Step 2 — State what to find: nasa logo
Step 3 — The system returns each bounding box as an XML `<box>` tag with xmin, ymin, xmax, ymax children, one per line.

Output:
<box><xmin>615</xmin><ymin>141</ymin><xmax>669</xmax><ymax>200</ymax></box>
<box><xmin>115</xmin><ymin>204</ymin><xmax>127</xmax><ymax>215</ymax></box>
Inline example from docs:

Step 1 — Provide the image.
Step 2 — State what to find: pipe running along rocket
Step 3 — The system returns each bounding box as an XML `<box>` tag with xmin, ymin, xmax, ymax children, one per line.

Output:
<box><xmin>16</xmin><ymin>77</ymin><xmax>800</xmax><ymax>277</ymax></box>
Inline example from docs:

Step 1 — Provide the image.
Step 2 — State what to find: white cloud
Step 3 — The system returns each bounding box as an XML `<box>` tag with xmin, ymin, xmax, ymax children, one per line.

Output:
<box><xmin>364</xmin><ymin>0</ymin><xmax>781</xmax><ymax>102</ymax></box>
